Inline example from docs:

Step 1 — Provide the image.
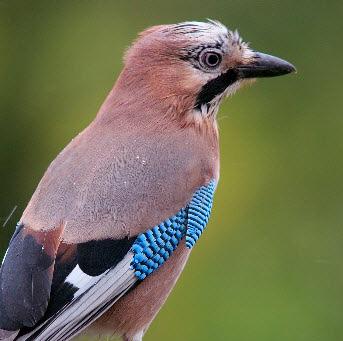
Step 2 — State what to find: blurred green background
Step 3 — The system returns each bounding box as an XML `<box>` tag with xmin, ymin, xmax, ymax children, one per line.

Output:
<box><xmin>1</xmin><ymin>1</ymin><xmax>342</xmax><ymax>340</ymax></box>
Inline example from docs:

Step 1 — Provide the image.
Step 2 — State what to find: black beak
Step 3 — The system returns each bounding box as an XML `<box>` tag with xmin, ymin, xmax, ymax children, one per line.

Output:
<box><xmin>236</xmin><ymin>52</ymin><xmax>296</xmax><ymax>79</ymax></box>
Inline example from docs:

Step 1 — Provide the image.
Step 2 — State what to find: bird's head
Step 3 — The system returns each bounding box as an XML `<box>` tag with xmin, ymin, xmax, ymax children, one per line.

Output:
<box><xmin>102</xmin><ymin>20</ymin><xmax>295</xmax><ymax>127</ymax></box>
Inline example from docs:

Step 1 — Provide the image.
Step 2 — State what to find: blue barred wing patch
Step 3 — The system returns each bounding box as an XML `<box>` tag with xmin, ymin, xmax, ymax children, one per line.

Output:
<box><xmin>185</xmin><ymin>179</ymin><xmax>216</xmax><ymax>248</ymax></box>
<box><xmin>130</xmin><ymin>209</ymin><xmax>187</xmax><ymax>280</ymax></box>
<box><xmin>131</xmin><ymin>179</ymin><xmax>216</xmax><ymax>280</ymax></box>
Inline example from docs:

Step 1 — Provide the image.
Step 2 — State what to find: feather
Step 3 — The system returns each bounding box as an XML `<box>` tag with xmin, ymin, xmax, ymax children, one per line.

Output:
<box><xmin>0</xmin><ymin>224</ymin><xmax>63</xmax><ymax>331</ymax></box>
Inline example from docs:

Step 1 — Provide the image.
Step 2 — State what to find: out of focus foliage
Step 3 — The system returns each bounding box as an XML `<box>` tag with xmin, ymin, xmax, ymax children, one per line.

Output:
<box><xmin>1</xmin><ymin>1</ymin><xmax>342</xmax><ymax>340</ymax></box>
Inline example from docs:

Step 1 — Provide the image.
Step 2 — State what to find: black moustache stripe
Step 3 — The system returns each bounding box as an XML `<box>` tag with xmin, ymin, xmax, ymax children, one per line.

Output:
<box><xmin>195</xmin><ymin>69</ymin><xmax>239</xmax><ymax>109</ymax></box>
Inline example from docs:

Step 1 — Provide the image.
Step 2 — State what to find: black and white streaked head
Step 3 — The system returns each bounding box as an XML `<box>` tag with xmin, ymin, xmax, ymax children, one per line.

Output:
<box><xmin>122</xmin><ymin>20</ymin><xmax>295</xmax><ymax>123</ymax></box>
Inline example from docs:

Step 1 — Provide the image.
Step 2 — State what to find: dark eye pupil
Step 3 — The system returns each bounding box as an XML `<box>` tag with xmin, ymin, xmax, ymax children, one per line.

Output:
<box><xmin>205</xmin><ymin>53</ymin><xmax>220</xmax><ymax>67</ymax></box>
<box><xmin>199</xmin><ymin>51</ymin><xmax>222</xmax><ymax>69</ymax></box>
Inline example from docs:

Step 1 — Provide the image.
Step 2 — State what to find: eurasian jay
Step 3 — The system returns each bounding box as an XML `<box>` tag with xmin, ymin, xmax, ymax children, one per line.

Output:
<box><xmin>0</xmin><ymin>20</ymin><xmax>295</xmax><ymax>341</ymax></box>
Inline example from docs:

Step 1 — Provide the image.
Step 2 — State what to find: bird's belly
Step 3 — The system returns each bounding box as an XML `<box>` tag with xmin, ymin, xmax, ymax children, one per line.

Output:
<box><xmin>85</xmin><ymin>244</ymin><xmax>191</xmax><ymax>339</ymax></box>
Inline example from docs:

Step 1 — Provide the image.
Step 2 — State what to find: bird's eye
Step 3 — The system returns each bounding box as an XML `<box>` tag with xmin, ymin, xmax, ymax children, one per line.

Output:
<box><xmin>200</xmin><ymin>51</ymin><xmax>222</xmax><ymax>69</ymax></box>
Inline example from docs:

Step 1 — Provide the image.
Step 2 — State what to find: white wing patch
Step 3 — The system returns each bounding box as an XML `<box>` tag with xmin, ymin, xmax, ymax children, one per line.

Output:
<box><xmin>64</xmin><ymin>265</ymin><xmax>103</xmax><ymax>298</ymax></box>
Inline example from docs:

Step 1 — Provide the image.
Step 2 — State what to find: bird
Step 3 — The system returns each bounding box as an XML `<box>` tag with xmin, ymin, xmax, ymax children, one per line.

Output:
<box><xmin>0</xmin><ymin>20</ymin><xmax>295</xmax><ymax>341</ymax></box>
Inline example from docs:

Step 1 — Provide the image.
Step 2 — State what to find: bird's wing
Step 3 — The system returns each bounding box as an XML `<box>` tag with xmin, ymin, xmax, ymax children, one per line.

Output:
<box><xmin>16</xmin><ymin>243</ymin><xmax>136</xmax><ymax>341</ymax></box>
<box><xmin>0</xmin><ymin>180</ymin><xmax>216</xmax><ymax>341</ymax></box>
<box><xmin>0</xmin><ymin>223</ymin><xmax>64</xmax><ymax>333</ymax></box>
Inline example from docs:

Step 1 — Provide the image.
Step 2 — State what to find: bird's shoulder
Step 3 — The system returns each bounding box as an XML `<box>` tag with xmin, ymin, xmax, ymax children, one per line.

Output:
<box><xmin>21</xmin><ymin>123</ymin><xmax>218</xmax><ymax>242</ymax></box>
